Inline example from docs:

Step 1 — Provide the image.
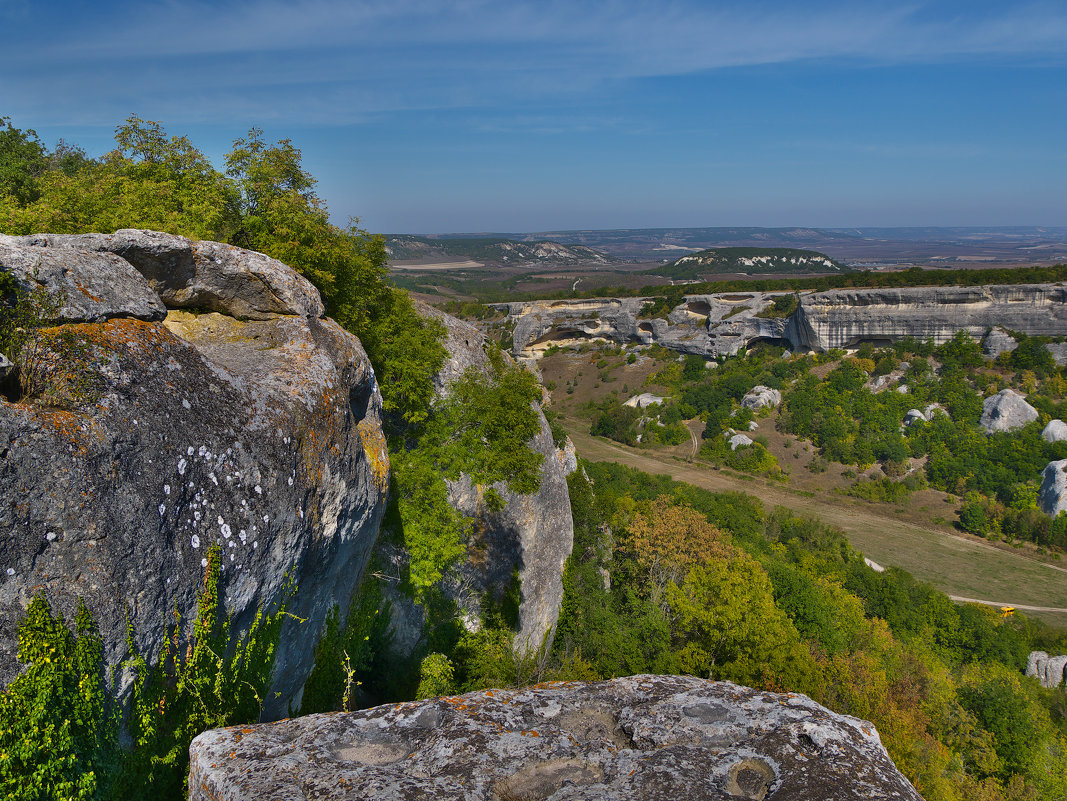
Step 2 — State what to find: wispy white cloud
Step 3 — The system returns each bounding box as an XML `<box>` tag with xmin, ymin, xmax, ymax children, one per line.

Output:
<box><xmin>3</xmin><ymin>0</ymin><xmax>1066</xmax><ymax>127</ymax></box>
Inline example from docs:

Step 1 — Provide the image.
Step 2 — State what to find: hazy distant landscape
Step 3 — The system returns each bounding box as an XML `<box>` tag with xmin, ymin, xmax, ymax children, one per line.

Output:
<box><xmin>389</xmin><ymin>226</ymin><xmax>1067</xmax><ymax>301</ymax></box>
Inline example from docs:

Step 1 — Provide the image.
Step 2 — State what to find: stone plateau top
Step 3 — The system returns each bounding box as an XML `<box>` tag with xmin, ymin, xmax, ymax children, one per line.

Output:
<box><xmin>188</xmin><ymin>674</ymin><xmax>923</xmax><ymax>801</ymax></box>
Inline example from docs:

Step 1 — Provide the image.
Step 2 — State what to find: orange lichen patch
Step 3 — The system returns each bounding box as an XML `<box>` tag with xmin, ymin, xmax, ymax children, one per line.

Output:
<box><xmin>76</xmin><ymin>284</ymin><xmax>103</xmax><ymax>302</ymax></box>
<box><xmin>521</xmin><ymin>730</ymin><xmax>540</xmax><ymax>737</ymax></box>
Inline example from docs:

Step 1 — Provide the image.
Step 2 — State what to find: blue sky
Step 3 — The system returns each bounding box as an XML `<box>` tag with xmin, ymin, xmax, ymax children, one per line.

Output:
<box><xmin>2</xmin><ymin>0</ymin><xmax>1065</xmax><ymax>233</ymax></box>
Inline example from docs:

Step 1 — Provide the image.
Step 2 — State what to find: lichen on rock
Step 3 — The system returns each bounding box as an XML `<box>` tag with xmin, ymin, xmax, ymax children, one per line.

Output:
<box><xmin>188</xmin><ymin>675</ymin><xmax>924</xmax><ymax>800</ymax></box>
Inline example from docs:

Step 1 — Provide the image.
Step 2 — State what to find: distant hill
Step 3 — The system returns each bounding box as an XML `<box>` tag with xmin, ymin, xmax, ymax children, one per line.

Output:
<box><xmin>649</xmin><ymin>246</ymin><xmax>848</xmax><ymax>279</ymax></box>
<box><xmin>386</xmin><ymin>235</ymin><xmax>613</xmax><ymax>265</ymax></box>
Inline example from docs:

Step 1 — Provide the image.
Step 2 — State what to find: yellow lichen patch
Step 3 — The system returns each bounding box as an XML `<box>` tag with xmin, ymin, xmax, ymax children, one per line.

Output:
<box><xmin>356</xmin><ymin>418</ymin><xmax>389</xmax><ymax>491</ymax></box>
<box><xmin>163</xmin><ymin>310</ymin><xmax>261</xmax><ymax>345</ymax></box>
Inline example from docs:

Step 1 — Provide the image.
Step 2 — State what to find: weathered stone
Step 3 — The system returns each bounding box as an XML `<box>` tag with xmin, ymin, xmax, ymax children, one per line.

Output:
<box><xmin>1026</xmin><ymin>650</ymin><xmax>1048</xmax><ymax>679</ymax></box>
<box><xmin>983</xmin><ymin>327</ymin><xmax>1018</xmax><ymax>359</ymax></box>
<box><xmin>7</xmin><ymin>229</ymin><xmax>324</xmax><ymax>320</ymax></box>
<box><xmin>0</xmin><ymin>235</ymin><xmax>388</xmax><ymax>718</ymax></box>
<box><xmin>1043</xmin><ymin>420</ymin><xmax>1067</xmax><ymax>443</ymax></box>
<box><xmin>728</xmin><ymin>433</ymin><xmax>754</xmax><ymax>450</ymax></box>
<box><xmin>1048</xmin><ymin>343</ymin><xmax>1067</xmax><ymax>367</ymax></box>
<box><xmin>624</xmin><ymin>392</ymin><xmax>665</xmax><ymax>409</ymax></box>
<box><xmin>1039</xmin><ymin>460</ymin><xmax>1067</xmax><ymax>518</ymax></box>
<box><xmin>904</xmin><ymin>409</ymin><xmax>926</xmax><ymax>426</ymax></box>
<box><xmin>979</xmin><ymin>389</ymin><xmax>1038</xmax><ymax>433</ymax></box>
<box><xmin>1045</xmin><ymin>656</ymin><xmax>1067</xmax><ymax>689</ymax></box>
<box><xmin>0</xmin><ymin>236</ymin><xmax>166</xmax><ymax>323</ymax></box>
<box><xmin>741</xmin><ymin>385</ymin><xmax>781</xmax><ymax>410</ymax></box>
<box><xmin>923</xmin><ymin>403</ymin><xmax>948</xmax><ymax>420</ymax></box>
<box><xmin>499</xmin><ymin>284</ymin><xmax>1067</xmax><ymax>362</ymax></box>
<box><xmin>188</xmin><ymin>675</ymin><xmax>923</xmax><ymax>801</ymax></box>
<box><xmin>391</xmin><ymin>303</ymin><xmax>573</xmax><ymax>656</ymax></box>
<box><xmin>0</xmin><ymin>352</ymin><xmax>12</xmax><ymax>382</ymax></box>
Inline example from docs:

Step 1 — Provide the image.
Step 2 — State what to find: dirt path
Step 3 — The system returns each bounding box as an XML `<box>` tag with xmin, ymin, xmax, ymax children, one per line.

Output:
<box><xmin>565</xmin><ymin>425</ymin><xmax>1067</xmax><ymax>627</ymax></box>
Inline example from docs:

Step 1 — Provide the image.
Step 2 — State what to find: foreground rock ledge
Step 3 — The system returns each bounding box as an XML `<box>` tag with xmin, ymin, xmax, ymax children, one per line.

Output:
<box><xmin>188</xmin><ymin>675</ymin><xmax>923</xmax><ymax>800</ymax></box>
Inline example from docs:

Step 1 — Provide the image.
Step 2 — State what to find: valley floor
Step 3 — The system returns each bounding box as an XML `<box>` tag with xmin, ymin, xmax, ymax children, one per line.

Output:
<box><xmin>563</xmin><ymin>421</ymin><xmax>1067</xmax><ymax>628</ymax></box>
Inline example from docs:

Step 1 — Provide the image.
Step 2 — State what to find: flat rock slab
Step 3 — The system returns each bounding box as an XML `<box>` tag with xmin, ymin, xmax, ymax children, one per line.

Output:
<box><xmin>189</xmin><ymin>675</ymin><xmax>923</xmax><ymax>801</ymax></box>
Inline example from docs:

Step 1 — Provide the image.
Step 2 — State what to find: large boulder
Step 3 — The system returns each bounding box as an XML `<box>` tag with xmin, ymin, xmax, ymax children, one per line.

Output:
<box><xmin>979</xmin><ymin>389</ymin><xmax>1038</xmax><ymax>433</ymax></box>
<box><xmin>188</xmin><ymin>675</ymin><xmax>923</xmax><ymax>801</ymax></box>
<box><xmin>1039</xmin><ymin>460</ymin><xmax>1067</xmax><ymax>518</ymax></box>
<box><xmin>983</xmin><ymin>327</ymin><xmax>1018</xmax><ymax>359</ymax></box>
<box><xmin>1043</xmin><ymin>420</ymin><xmax>1067</xmax><ymax>443</ymax></box>
<box><xmin>6</xmin><ymin>229</ymin><xmax>324</xmax><ymax>320</ymax></box>
<box><xmin>741</xmin><ymin>385</ymin><xmax>781</xmax><ymax>411</ymax></box>
<box><xmin>1027</xmin><ymin>651</ymin><xmax>1067</xmax><ymax>688</ymax></box>
<box><xmin>1048</xmin><ymin>343</ymin><xmax>1067</xmax><ymax>367</ymax></box>
<box><xmin>623</xmin><ymin>392</ymin><xmax>665</xmax><ymax>409</ymax></box>
<box><xmin>389</xmin><ymin>304</ymin><xmax>574</xmax><ymax>656</ymax></box>
<box><xmin>727</xmin><ymin>433</ymin><xmax>754</xmax><ymax>450</ymax></box>
<box><xmin>0</xmin><ymin>233</ymin><xmax>388</xmax><ymax>717</ymax></box>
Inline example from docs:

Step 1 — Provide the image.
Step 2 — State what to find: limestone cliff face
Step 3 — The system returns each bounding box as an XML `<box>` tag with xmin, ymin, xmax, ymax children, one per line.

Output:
<box><xmin>0</xmin><ymin>230</ymin><xmax>388</xmax><ymax>717</ymax></box>
<box><xmin>501</xmin><ymin>283</ymin><xmax>1067</xmax><ymax>359</ymax></box>
<box><xmin>388</xmin><ymin>303</ymin><xmax>574</xmax><ymax>657</ymax></box>
<box><xmin>188</xmin><ymin>675</ymin><xmax>924</xmax><ymax>800</ymax></box>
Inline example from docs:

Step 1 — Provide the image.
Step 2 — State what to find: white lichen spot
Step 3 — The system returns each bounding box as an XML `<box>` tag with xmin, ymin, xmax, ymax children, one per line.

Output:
<box><xmin>46</xmin><ymin>532</ymin><xmax>56</xmax><ymax>542</ymax></box>
<box><xmin>220</xmin><ymin>523</ymin><xmax>232</xmax><ymax>539</ymax></box>
<box><xmin>6</xmin><ymin>568</ymin><xmax>13</xmax><ymax>576</ymax></box>
<box><xmin>262</xmin><ymin>515</ymin><xmax>269</xmax><ymax>523</ymax></box>
<box><xmin>210</xmin><ymin>474</ymin><xmax>219</xmax><ymax>487</ymax></box>
<box><xmin>287</xmin><ymin>476</ymin><xmax>294</xmax><ymax>486</ymax></box>
<box><xmin>163</xmin><ymin>484</ymin><xmax>171</xmax><ymax>495</ymax></box>
<box><xmin>182</xmin><ymin>399</ymin><xmax>191</xmax><ymax>409</ymax></box>
<box><xmin>158</xmin><ymin>504</ymin><xmax>165</xmax><ymax>517</ymax></box>
<box><xmin>254</xmin><ymin>485</ymin><xmax>262</xmax><ymax>495</ymax></box>
<box><xmin>229</xmin><ymin>553</ymin><xmax>235</xmax><ymax>561</ymax></box>
<box><xmin>201</xmin><ymin>558</ymin><xmax>208</xmax><ymax>568</ymax></box>
<box><xmin>253</xmin><ymin>541</ymin><xmax>258</xmax><ymax>549</ymax></box>
<box><xmin>187</xmin><ymin>446</ymin><xmax>195</xmax><ymax>456</ymax></box>
<box><xmin>177</xmin><ymin>458</ymin><xmax>187</xmax><ymax>476</ymax></box>
<box><xmin>194</xmin><ymin>511</ymin><xmax>202</xmax><ymax>522</ymax></box>
<box><xmin>239</xmin><ymin>530</ymin><xmax>247</xmax><ymax>543</ymax></box>
<box><xmin>191</xmin><ymin>535</ymin><xmax>201</xmax><ymax>549</ymax></box>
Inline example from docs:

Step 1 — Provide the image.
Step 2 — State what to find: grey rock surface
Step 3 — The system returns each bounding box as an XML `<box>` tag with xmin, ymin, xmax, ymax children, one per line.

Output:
<box><xmin>979</xmin><ymin>389</ymin><xmax>1038</xmax><ymax>433</ymax></box>
<box><xmin>623</xmin><ymin>392</ymin><xmax>665</xmax><ymax>409</ymax></box>
<box><xmin>1043</xmin><ymin>420</ymin><xmax>1067</xmax><ymax>443</ymax></box>
<box><xmin>0</xmin><ymin>234</ymin><xmax>388</xmax><ymax>717</ymax></box>
<box><xmin>741</xmin><ymin>385</ymin><xmax>781</xmax><ymax>410</ymax></box>
<box><xmin>903</xmin><ymin>409</ymin><xmax>927</xmax><ymax>426</ymax></box>
<box><xmin>728</xmin><ymin>433</ymin><xmax>754</xmax><ymax>450</ymax></box>
<box><xmin>1027</xmin><ymin>651</ymin><xmax>1067</xmax><ymax>688</ymax></box>
<box><xmin>396</xmin><ymin>303</ymin><xmax>574</xmax><ymax>656</ymax></box>
<box><xmin>983</xmin><ymin>327</ymin><xmax>1018</xmax><ymax>359</ymax></box>
<box><xmin>6</xmin><ymin>229</ymin><xmax>324</xmax><ymax>320</ymax></box>
<box><xmin>1039</xmin><ymin>460</ymin><xmax>1067</xmax><ymax>518</ymax></box>
<box><xmin>188</xmin><ymin>674</ymin><xmax>923</xmax><ymax>801</ymax></box>
<box><xmin>498</xmin><ymin>284</ymin><xmax>1067</xmax><ymax>361</ymax></box>
<box><xmin>0</xmin><ymin>352</ymin><xmax>12</xmax><ymax>382</ymax></box>
<box><xmin>0</xmin><ymin>236</ymin><xmax>167</xmax><ymax>323</ymax></box>
<box><xmin>1048</xmin><ymin>343</ymin><xmax>1067</xmax><ymax>367</ymax></box>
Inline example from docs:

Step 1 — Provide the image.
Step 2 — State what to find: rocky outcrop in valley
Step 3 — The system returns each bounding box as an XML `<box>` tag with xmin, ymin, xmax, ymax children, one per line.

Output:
<box><xmin>498</xmin><ymin>283</ymin><xmax>1067</xmax><ymax>360</ymax></box>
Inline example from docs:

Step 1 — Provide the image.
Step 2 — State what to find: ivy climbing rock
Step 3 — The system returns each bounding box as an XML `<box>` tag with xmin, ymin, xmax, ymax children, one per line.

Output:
<box><xmin>0</xmin><ymin>231</ymin><xmax>389</xmax><ymax>718</ymax></box>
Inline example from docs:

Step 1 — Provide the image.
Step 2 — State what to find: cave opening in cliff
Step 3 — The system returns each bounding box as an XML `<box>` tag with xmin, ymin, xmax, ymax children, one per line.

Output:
<box><xmin>684</xmin><ymin>300</ymin><xmax>711</xmax><ymax>317</ymax></box>
<box><xmin>844</xmin><ymin>337</ymin><xmax>895</xmax><ymax>350</ymax></box>
<box><xmin>746</xmin><ymin>337</ymin><xmax>791</xmax><ymax>354</ymax></box>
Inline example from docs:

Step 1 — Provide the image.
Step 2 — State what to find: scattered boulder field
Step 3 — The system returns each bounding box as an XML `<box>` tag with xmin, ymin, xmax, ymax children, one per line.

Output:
<box><xmin>188</xmin><ymin>674</ymin><xmax>923</xmax><ymax>801</ymax></box>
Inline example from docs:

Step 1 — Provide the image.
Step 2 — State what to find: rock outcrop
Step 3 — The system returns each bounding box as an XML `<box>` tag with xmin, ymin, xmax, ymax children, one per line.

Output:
<box><xmin>387</xmin><ymin>304</ymin><xmax>574</xmax><ymax>657</ymax></box>
<box><xmin>0</xmin><ymin>230</ymin><xmax>389</xmax><ymax>717</ymax></box>
<box><xmin>498</xmin><ymin>284</ymin><xmax>1067</xmax><ymax>361</ymax></box>
<box><xmin>1043</xmin><ymin>420</ymin><xmax>1067</xmax><ymax>443</ymax></box>
<box><xmin>188</xmin><ymin>674</ymin><xmax>923</xmax><ymax>801</ymax></box>
<box><xmin>741</xmin><ymin>385</ymin><xmax>781</xmax><ymax>411</ymax></box>
<box><xmin>983</xmin><ymin>327</ymin><xmax>1018</xmax><ymax>359</ymax></box>
<box><xmin>624</xmin><ymin>392</ymin><xmax>665</xmax><ymax>409</ymax></box>
<box><xmin>979</xmin><ymin>389</ymin><xmax>1038</xmax><ymax>433</ymax></box>
<box><xmin>727</xmin><ymin>433</ymin><xmax>754</xmax><ymax>450</ymax></box>
<box><xmin>1039</xmin><ymin>460</ymin><xmax>1067</xmax><ymax>518</ymax></box>
<box><xmin>1027</xmin><ymin>651</ymin><xmax>1067</xmax><ymax>688</ymax></box>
